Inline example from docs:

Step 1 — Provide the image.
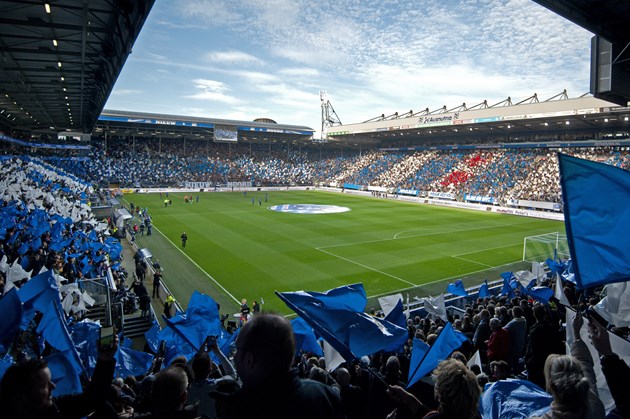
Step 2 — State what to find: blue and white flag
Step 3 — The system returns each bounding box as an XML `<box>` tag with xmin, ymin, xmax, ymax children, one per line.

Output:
<box><xmin>480</xmin><ymin>379</ymin><xmax>551</xmax><ymax>419</ymax></box>
<box><xmin>407</xmin><ymin>322</ymin><xmax>468</xmax><ymax>388</ymax></box>
<box><xmin>277</xmin><ymin>284</ymin><xmax>407</xmax><ymax>361</ymax></box>
<box><xmin>558</xmin><ymin>153</ymin><xmax>630</xmax><ymax>289</ymax></box>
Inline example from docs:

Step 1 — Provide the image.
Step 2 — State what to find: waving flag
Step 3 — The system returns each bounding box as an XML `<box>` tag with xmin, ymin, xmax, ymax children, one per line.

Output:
<box><xmin>447</xmin><ymin>279</ymin><xmax>469</xmax><ymax>297</ymax></box>
<box><xmin>423</xmin><ymin>294</ymin><xmax>447</xmax><ymax>321</ymax></box>
<box><xmin>115</xmin><ymin>345</ymin><xmax>155</xmax><ymax>378</ymax></box>
<box><xmin>279</xmin><ymin>283</ymin><xmax>367</xmax><ymax>312</ymax></box>
<box><xmin>0</xmin><ymin>288</ymin><xmax>22</xmax><ymax>344</ymax></box>
<box><xmin>480</xmin><ymin>379</ymin><xmax>551</xmax><ymax>419</ymax></box>
<box><xmin>558</xmin><ymin>153</ymin><xmax>630</xmax><ymax>289</ymax></box>
<box><xmin>164</xmin><ymin>291</ymin><xmax>221</xmax><ymax>351</ymax></box>
<box><xmin>291</xmin><ymin>317</ymin><xmax>324</xmax><ymax>356</ymax></box>
<box><xmin>277</xmin><ymin>284</ymin><xmax>407</xmax><ymax>361</ymax></box>
<box><xmin>478</xmin><ymin>280</ymin><xmax>490</xmax><ymax>298</ymax></box>
<box><xmin>407</xmin><ymin>322</ymin><xmax>468</xmax><ymax>388</ymax></box>
<box><xmin>500</xmin><ymin>274</ymin><xmax>515</xmax><ymax>299</ymax></box>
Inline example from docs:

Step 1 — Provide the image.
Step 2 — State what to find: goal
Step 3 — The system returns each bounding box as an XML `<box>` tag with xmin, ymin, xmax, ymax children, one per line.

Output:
<box><xmin>522</xmin><ymin>232</ymin><xmax>570</xmax><ymax>263</ymax></box>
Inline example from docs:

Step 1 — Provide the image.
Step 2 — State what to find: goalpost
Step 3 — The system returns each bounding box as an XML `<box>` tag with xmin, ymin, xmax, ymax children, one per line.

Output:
<box><xmin>522</xmin><ymin>232</ymin><xmax>570</xmax><ymax>263</ymax></box>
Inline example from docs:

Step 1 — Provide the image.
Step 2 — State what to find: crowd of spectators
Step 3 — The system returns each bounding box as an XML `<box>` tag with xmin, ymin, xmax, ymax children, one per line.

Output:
<box><xmin>1</xmin><ymin>141</ymin><xmax>630</xmax><ymax>418</ymax></box>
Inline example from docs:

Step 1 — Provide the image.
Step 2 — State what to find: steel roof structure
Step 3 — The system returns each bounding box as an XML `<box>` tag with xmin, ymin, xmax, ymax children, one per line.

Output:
<box><xmin>0</xmin><ymin>0</ymin><xmax>155</xmax><ymax>134</ymax></box>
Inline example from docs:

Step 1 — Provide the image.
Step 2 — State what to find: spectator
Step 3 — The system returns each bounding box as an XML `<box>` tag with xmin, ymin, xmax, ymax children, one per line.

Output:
<box><xmin>525</xmin><ymin>305</ymin><xmax>565</xmax><ymax>389</ymax></box>
<box><xmin>215</xmin><ymin>313</ymin><xmax>344</xmax><ymax>419</ymax></box>
<box><xmin>531</xmin><ymin>312</ymin><xmax>605</xmax><ymax>419</ymax></box>
<box><xmin>473</xmin><ymin>309</ymin><xmax>491</xmax><ymax>364</ymax></box>
<box><xmin>386</xmin><ymin>358</ymin><xmax>481</xmax><ymax>419</ymax></box>
<box><xmin>135</xmin><ymin>365</ymin><xmax>197</xmax><ymax>419</ymax></box>
<box><xmin>504</xmin><ymin>306</ymin><xmax>527</xmax><ymax>372</ymax></box>
<box><xmin>486</xmin><ymin>318</ymin><xmax>509</xmax><ymax>363</ymax></box>
<box><xmin>0</xmin><ymin>336</ymin><xmax>118</xmax><ymax>419</ymax></box>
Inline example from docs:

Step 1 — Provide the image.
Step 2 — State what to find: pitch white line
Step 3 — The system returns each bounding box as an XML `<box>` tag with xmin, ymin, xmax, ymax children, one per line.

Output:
<box><xmin>316</xmin><ymin>247</ymin><xmax>416</xmax><ymax>287</ymax></box>
<box><xmin>452</xmin><ymin>242</ymin><xmax>521</xmax><ymax>257</ymax></box>
<box><xmin>451</xmin><ymin>255</ymin><xmax>495</xmax><ymax>268</ymax></box>
<box><xmin>149</xmin><ymin>224</ymin><xmax>241</xmax><ymax>305</ymax></box>
<box><xmin>368</xmin><ymin>260</ymin><xmax>521</xmax><ymax>300</ymax></box>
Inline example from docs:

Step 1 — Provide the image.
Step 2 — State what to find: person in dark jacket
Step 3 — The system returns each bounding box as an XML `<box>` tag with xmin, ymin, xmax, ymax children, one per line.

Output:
<box><xmin>215</xmin><ymin>313</ymin><xmax>344</xmax><ymax>419</ymax></box>
<box><xmin>0</xmin><ymin>336</ymin><xmax>118</xmax><ymax>419</ymax></box>
<box><xmin>525</xmin><ymin>304</ymin><xmax>565</xmax><ymax>389</ymax></box>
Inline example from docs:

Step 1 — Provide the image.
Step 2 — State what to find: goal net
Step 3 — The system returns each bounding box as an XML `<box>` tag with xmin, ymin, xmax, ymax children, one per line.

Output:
<box><xmin>523</xmin><ymin>232</ymin><xmax>570</xmax><ymax>263</ymax></box>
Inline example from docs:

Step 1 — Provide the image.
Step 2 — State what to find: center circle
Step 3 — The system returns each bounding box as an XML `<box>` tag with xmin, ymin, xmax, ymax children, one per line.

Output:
<box><xmin>269</xmin><ymin>204</ymin><xmax>351</xmax><ymax>214</ymax></box>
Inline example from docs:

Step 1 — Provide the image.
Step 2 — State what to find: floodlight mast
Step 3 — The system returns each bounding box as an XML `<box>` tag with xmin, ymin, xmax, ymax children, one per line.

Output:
<box><xmin>320</xmin><ymin>90</ymin><xmax>342</xmax><ymax>140</ymax></box>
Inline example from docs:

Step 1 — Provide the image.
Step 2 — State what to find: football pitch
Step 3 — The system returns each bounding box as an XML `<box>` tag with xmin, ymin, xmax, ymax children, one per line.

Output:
<box><xmin>125</xmin><ymin>190</ymin><xmax>564</xmax><ymax>314</ymax></box>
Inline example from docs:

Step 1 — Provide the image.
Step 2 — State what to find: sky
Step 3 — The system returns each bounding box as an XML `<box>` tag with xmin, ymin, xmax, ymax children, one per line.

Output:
<box><xmin>105</xmin><ymin>0</ymin><xmax>594</xmax><ymax>138</ymax></box>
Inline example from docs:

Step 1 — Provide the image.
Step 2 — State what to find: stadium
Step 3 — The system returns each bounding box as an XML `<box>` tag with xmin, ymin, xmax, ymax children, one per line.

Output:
<box><xmin>0</xmin><ymin>1</ymin><xmax>629</xmax><ymax>418</ymax></box>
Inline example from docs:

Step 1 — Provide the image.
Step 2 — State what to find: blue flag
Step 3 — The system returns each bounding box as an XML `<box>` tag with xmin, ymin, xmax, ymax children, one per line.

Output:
<box><xmin>407</xmin><ymin>322</ymin><xmax>469</xmax><ymax>388</ymax></box>
<box><xmin>500</xmin><ymin>276</ymin><xmax>515</xmax><ymax>299</ymax></box>
<box><xmin>211</xmin><ymin>328</ymin><xmax>239</xmax><ymax>364</ymax></box>
<box><xmin>558</xmin><ymin>153</ymin><xmax>630</xmax><ymax>289</ymax></box>
<box><xmin>115</xmin><ymin>345</ymin><xmax>155</xmax><ymax>378</ymax></box>
<box><xmin>521</xmin><ymin>286</ymin><xmax>554</xmax><ymax>304</ymax></box>
<box><xmin>36</xmin><ymin>301</ymin><xmax>85</xmax><ymax>377</ymax></box>
<box><xmin>478</xmin><ymin>280</ymin><xmax>490</xmax><ymax>298</ymax></box>
<box><xmin>165</xmin><ymin>291</ymin><xmax>221</xmax><ymax>351</ymax></box>
<box><xmin>144</xmin><ymin>322</ymin><xmax>161</xmax><ymax>354</ymax></box>
<box><xmin>277</xmin><ymin>285</ymin><xmax>407</xmax><ymax>361</ymax></box>
<box><xmin>0</xmin><ymin>288</ymin><xmax>23</xmax><ymax>344</ymax></box>
<box><xmin>18</xmin><ymin>270</ymin><xmax>59</xmax><ymax>313</ymax></box>
<box><xmin>46</xmin><ymin>351</ymin><xmax>83</xmax><ymax>397</ymax></box>
<box><xmin>278</xmin><ymin>283</ymin><xmax>367</xmax><ymax>312</ymax></box>
<box><xmin>480</xmin><ymin>379</ymin><xmax>551</xmax><ymax>419</ymax></box>
<box><xmin>447</xmin><ymin>279</ymin><xmax>469</xmax><ymax>297</ymax></box>
<box><xmin>291</xmin><ymin>317</ymin><xmax>324</xmax><ymax>356</ymax></box>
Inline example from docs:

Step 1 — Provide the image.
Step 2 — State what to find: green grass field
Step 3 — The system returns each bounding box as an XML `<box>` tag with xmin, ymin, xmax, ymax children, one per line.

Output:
<box><xmin>125</xmin><ymin>190</ymin><xmax>564</xmax><ymax>314</ymax></box>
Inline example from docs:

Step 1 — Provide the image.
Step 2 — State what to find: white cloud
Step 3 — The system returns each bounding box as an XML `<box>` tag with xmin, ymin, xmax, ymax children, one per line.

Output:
<box><xmin>205</xmin><ymin>50</ymin><xmax>263</xmax><ymax>65</ymax></box>
<box><xmin>185</xmin><ymin>79</ymin><xmax>243</xmax><ymax>105</ymax></box>
<box><xmin>111</xmin><ymin>89</ymin><xmax>141</xmax><ymax>96</ymax></box>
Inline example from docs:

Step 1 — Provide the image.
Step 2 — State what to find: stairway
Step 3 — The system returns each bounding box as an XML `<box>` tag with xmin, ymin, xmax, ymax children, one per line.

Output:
<box><xmin>123</xmin><ymin>314</ymin><xmax>153</xmax><ymax>339</ymax></box>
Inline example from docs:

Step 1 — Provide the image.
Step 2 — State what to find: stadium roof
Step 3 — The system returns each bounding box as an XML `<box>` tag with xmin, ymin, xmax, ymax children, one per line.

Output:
<box><xmin>532</xmin><ymin>0</ymin><xmax>630</xmax><ymax>48</ymax></box>
<box><xmin>96</xmin><ymin>109</ymin><xmax>315</xmax><ymax>142</ymax></box>
<box><xmin>325</xmin><ymin>93</ymin><xmax>630</xmax><ymax>146</ymax></box>
<box><xmin>0</xmin><ymin>0</ymin><xmax>155</xmax><ymax>134</ymax></box>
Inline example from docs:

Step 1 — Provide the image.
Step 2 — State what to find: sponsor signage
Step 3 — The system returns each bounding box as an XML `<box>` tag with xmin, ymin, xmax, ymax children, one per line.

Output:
<box><xmin>98</xmin><ymin>115</ymin><xmax>214</xmax><ymax>128</ymax></box>
<box><xmin>428</xmin><ymin>191</ymin><xmax>456</xmax><ymax>200</ymax></box>
<box><xmin>464</xmin><ymin>194</ymin><xmax>495</xmax><ymax>204</ymax></box>
<box><xmin>397</xmin><ymin>188</ymin><xmax>419</xmax><ymax>196</ymax></box>
<box><xmin>417</xmin><ymin>113</ymin><xmax>460</xmax><ymax>127</ymax></box>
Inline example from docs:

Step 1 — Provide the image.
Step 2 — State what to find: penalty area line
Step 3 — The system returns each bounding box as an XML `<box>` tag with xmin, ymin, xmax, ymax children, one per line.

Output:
<box><xmin>315</xmin><ymin>247</ymin><xmax>416</xmax><ymax>287</ymax></box>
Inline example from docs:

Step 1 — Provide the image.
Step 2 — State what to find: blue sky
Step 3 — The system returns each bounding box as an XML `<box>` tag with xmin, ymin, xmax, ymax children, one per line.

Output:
<box><xmin>105</xmin><ymin>0</ymin><xmax>593</xmax><ymax>137</ymax></box>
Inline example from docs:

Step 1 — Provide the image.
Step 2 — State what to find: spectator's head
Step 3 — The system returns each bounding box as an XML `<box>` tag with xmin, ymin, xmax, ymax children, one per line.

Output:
<box><xmin>450</xmin><ymin>351</ymin><xmax>467</xmax><ymax>365</ymax></box>
<box><xmin>479</xmin><ymin>309</ymin><xmax>490</xmax><ymax>320</ymax></box>
<box><xmin>234</xmin><ymin>312</ymin><xmax>295</xmax><ymax>387</ymax></box>
<box><xmin>335</xmin><ymin>367</ymin><xmax>351</xmax><ymax>386</ymax></box>
<box><xmin>0</xmin><ymin>358</ymin><xmax>55</xmax><ymax>416</ymax></box>
<box><xmin>308</xmin><ymin>366</ymin><xmax>327</xmax><ymax>384</ymax></box>
<box><xmin>490</xmin><ymin>360</ymin><xmax>510</xmax><ymax>380</ymax></box>
<box><xmin>511</xmin><ymin>306</ymin><xmax>523</xmax><ymax>318</ymax></box>
<box><xmin>544</xmin><ymin>354</ymin><xmax>591</xmax><ymax>411</ymax></box>
<box><xmin>432</xmin><ymin>358</ymin><xmax>481</xmax><ymax>419</ymax></box>
<box><xmin>489</xmin><ymin>318</ymin><xmax>502</xmax><ymax>331</ymax></box>
<box><xmin>192</xmin><ymin>350</ymin><xmax>212</xmax><ymax>381</ymax></box>
<box><xmin>533</xmin><ymin>304</ymin><xmax>547</xmax><ymax>322</ymax></box>
<box><xmin>384</xmin><ymin>356</ymin><xmax>400</xmax><ymax>379</ymax></box>
<box><xmin>151</xmin><ymin>366</ymin><xmax>190</xmax><ymax>412</ymax></box>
